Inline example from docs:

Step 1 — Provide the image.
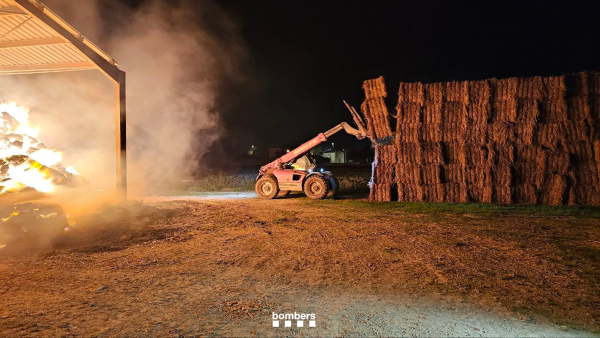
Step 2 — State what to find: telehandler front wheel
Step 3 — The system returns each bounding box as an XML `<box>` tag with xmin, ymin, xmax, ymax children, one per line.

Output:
<box><xmin>304</xmin><ymin>175</ymin><xmax>329</xmax><ymax>200</ymax></box>
<box><xmin>256</xmin><ymin>175</ymin><xmax>279</xmax><ymax>199</ymax></box>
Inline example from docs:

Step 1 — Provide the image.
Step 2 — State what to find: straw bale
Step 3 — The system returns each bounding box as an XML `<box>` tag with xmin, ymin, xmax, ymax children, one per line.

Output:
<box><xmin>516</xmin><ymin>98</ymin><xmax>540</xmax><ymax>123</ymax></box>
<box><xmin>534</xmin><ymin>123</ymin><xmax>562</xmax><ymax>150</ymax></box>
<box><xmin>589</xmin><ymin>72</ymin><xmax>600</xmax><ymax>95</ymax></box>
<box><xmin>398</xmin><ymin>82</ymin><xmax>424</xmax><ymax>104</ymax></box>
<box><xmin>396</xmin><ymin>123</ymin><xmax>422</xmax><ymax>143</ymax></box>
<box><xmin>396</xmin><ymin>143</ymin><xmax>423</xmax><ymax>164</ymax></box>
<box><xmin>422</xmin><ymin>184</ymin><xmax>445</xmax><ymax>202</ymax></box>
<box><xmin>395</xmin><ymin>163</ymin><xmax>423</xmax><ymax>185</ymax></box>
<box><xmin>516</xmin><ymin>76</ymin><xmax>543</xmax><ymax>99</ymax></box>
<box><xmin>422</xmin><ymin>104</ymin><xmax>443</xmax><ymax>124</ymax></box>
<box><xmin>515</xmin><ymin>121</ymin><xmax>536</xmax><ymax>146</ymax></box>
<box><xmin>441</xmin><ymin>142</ymin><xmax>466</xmax><ymax>165</ymax></box>
<box><xmin>466</xmin><ymin>123</ymin><xmax>488</xmax><ymax>144</ymax></box>
<box><xmin>572</xmin><ymin>185</ymin><xmax>600</xmax><ymax>206</ymax></box>
<box><xmin>442</xmin><ymin>102</ymin><xmax>468</xmax><ymax>124</ymax></box>
<box><xmin>398</xmin><ymin>183</ymin><xmax>424</xmax><ymax>202</ymax></box>
<box><xmin>565</xmin><ymin>72</ymin><xmax>589</xmax><ymax>96</ymax></box>
<box><xmin>539</xmin><ymin>174</ymin><xmax>567</xmax><ymax>205</ymax></box>
<box><xmin>444</xmin><ymin>81</ymin><xmax>469</xmax><ymax>103</ymax></box>
<box><xmin>492</xmin><ymin>100</ymin><xmax>517</xmax><ymax>122</ymax></box>
<box><xmin>566</xmin><ymin>96</ymin><xmax>591</xmax><ymax>120</ymax></box>
<box><xmin>568</xmin><ymin>142</ymin><xmax>595</xmax><ymax>164</ymax></box>
<box><xmin>396</xmin><ymin>102</ymin><xmax>422</xmax><ymax>123</ymax></box>
<box><xmin>516</xmin><ymin>146</ymin><xmax>548</xmax><ymax>168</ymax></box>
<box><xmin>464</xmin><ymin>145</ymin><xmax>489</xmax><ymax>166</ymax></box>
<box><xmin>468</xmin><ymin>80</ymin><xmax>491</xmax><ymax>103</ymax></box>
<box><xmin>363</xmin><ymin>76</ymin><xmax>387</xmax><ymax>99</ymax></box>
<box><xmin>422</xmin><ymin>124</ymin><xmax>443</xmax><ymax>142</ymax></box>
<box><xmin>563</xmin><ymin>120</ymin><xmax>591</xmax><ymax>141</ymax></box>
<box><xmin>425</xmin><ymin>83</ymin><xmax>444</xmax><ymax>104</ymax></box>
<box><xmin>493</xmin><ymin>78</ymin><xmax>518</xmax><ymax>101</ymax></box>
<box><xmin>546</xmin><ymin>151</ymin><xmax>570</xmax><ymax>174</ymax></box>
<box><xmin>539</xmin><ymin>99</ymin><xmax>568</xmax><ymax>122</ymax></box>
<box><xmin>444</xmin><ymin>183</ymin><xmax>468</xmax><ymax>202</ymax></box>
<box><xmin>467</xmin><ymin>102</ymin><xmax>490</xmax><ymax>124</ymax></box>
<box><xmin>494</xmin><ymin>185</ymin><xmax>513</xmax><ymax>204</ymax></box>
<box><xmin>514</xmin><ymin>184</ymin><xmax>538</xmax><ymax>204</ymax></box>
<box><xmin>442</xmin><ymin>123</ymin><xmax>468</xmax><ymax>143</ymax></box>
<box><xmin>594</xmin><ymin>139</ymin><xmax>600</xmax><ymax>163</ymax></box>
<box><xmin>572</xmin><ymin>161</ymin><xmax>600</xmax><ymax>187</ymax></box>
<box><xmin>374</xmin><ymin>165</ymin><xmax>394</xmax><ymax>184</ymax></box>
<box><xmin>487</xmin><ymin>122</ymin><xmax>516</xmax><ymax>144</ymax></box>
<box><xmin>362</xmin><ymin>98</ymin><xmax>393</xmax><ymax>139</ymax></box>
<box><xmin>422</xmin><ymin>143</ymin><xmax>443</xmax><ymax>164</ymax></box>
<box><xmin>490</xmin><ymin>144</ymin><xmax>515</xmax><ymax>166</ymax></box>
<box><xmin>514</xmin><ymin>162</ymin><xmax>546</xmax><ymax>188</ymax></box>
<box><xmin>441</xmin><ymin>164</ymin><xmax>465</xmax><ymax>183</ymax></box>
<box><xmin>544</xmin><ymin>75</ymin><xmax>566</xmax><ymax>100</ymax></box>
<box><xmin>422</xmin><ymin>164</ymin><xmax>442</xmax><ymax>184</ymax></box>
<box><xmin>465</xmin><ymin>165</ymin><xmax>492</xmax><ymax>201</ymax></box>
<box><xmin>492</xmin><ymin>163</ymin><xmax>512</xmax><ymax>187</ymax></box>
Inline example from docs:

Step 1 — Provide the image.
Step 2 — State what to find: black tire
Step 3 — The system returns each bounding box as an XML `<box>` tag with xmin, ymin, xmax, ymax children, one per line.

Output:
<box><xmin>303</xmin><ymin>175</ymin><xmax>329</xmax><ymax>200</ymax></box>
<box><xmin>256</xmin><ymin>175</ymin><xmax>279</xmax><ymax>199</ymax></box>
<box><xmin>277</xmin><ymin>190</ymin><xmax>291</xmax><ymax>198</ymax></box>
<box><xmin>328</xmin><ymin>176</ymin><xmax>340</xmax><ymax>197</ymax></box>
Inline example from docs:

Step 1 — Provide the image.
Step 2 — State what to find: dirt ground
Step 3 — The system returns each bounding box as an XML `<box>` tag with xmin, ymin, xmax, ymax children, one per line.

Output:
<box><xmin>0</xmin><ymin>195</ymin><xmax>599</xmax><ymax>337</ymax></box>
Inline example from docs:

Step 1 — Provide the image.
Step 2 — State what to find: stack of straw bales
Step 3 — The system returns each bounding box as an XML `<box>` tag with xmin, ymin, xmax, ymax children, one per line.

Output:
<box><xmin>362</xmin><ymin>72</ymin><xmax>600</xmax><ymax>205</ymax></box>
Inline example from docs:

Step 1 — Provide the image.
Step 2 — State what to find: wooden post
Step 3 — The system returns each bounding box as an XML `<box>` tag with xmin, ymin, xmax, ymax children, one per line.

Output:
<box><xmin>115</xmin><ymin>70</ymin><xmax>127</xmax><ymax>202</ymax></box>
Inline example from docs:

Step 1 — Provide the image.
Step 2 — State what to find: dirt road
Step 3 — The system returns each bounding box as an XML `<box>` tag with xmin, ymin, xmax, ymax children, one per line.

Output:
<box><xmin>0</xmin><ymin>195</ymin><xmax>598</xmax><ymax>337</ymax></box>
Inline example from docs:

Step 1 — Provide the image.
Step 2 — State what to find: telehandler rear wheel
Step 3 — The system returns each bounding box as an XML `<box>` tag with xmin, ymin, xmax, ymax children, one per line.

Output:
<box><xmin>304</xmin><ymin>175</ymin><xmax>329</xmax><ymax>200</ymax></box>
<box><xmin>256</xmin><ymin>175</ymin><xmax>279</xmax><ymax>199</ymax></box>
<box><xmin>328</xmin><ymin>176</ymin><xmax>340</xmax><ymax>197</ymax></box>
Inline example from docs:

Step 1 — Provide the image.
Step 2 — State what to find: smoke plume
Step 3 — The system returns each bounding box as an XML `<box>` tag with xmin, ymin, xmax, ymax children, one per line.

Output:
<box><xmin>0</xmin><ymin>0</ymin><xmax>245</xmax><ymax>197</ymax></box>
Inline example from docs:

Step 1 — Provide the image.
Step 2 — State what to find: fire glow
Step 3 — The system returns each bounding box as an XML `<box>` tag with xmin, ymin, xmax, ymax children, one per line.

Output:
<box><xmin>0</xmin><ymin>102</ymin><xmax>80</xmax><ymax>195</ymax></box>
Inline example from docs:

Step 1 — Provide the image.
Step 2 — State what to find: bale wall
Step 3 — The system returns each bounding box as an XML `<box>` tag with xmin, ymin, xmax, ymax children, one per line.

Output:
<box><xmin>362</xmin><ymin>72</ymin><xmax>600</xmax><ymax>205</ymax></box>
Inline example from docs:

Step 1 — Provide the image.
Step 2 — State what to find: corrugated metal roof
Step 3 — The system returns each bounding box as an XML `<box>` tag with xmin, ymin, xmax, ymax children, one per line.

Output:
<box><xmin>0</xmin><ymin>0</ymin><xmax>120</xmax><ymax>77</ymax></box>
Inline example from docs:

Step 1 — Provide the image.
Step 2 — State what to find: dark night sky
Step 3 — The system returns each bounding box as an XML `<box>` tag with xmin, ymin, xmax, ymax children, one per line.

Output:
<box><xmin>132</xmin><ymin>0</ymin><xmax>600</xmax><ymax>156</ymax></box>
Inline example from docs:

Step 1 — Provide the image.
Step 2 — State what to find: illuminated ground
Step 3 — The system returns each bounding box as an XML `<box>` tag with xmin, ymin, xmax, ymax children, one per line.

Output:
<box><xmin>0</xmin><ymin>195</ymin><xmax>599</xmax><ymax>337</ymax></box>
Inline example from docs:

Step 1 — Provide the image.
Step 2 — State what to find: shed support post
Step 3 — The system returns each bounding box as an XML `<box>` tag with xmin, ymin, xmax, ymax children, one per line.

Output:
<box><xmin>115</xmin><ymin>71</ymin><xmax>127</xmax><ymax>202</ymax></box>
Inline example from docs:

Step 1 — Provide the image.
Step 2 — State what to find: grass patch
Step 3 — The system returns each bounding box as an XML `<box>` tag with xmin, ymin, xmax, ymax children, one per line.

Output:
<box><xmin>312</xmin><ymin>200</ymin><xmax>600</xmax><ymax>218</ymax></box>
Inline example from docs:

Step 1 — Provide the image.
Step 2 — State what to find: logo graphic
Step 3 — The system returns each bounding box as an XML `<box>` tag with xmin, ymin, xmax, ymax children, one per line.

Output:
<box><xmin>272</xmin><ymin>312</ymin><xmax>316</xmax><ymax>328</ymax></box>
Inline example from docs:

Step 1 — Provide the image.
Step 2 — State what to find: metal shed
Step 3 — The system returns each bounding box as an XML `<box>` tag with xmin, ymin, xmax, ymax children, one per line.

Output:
<box><xmin>0</xmin><ymin>0</ymin><xmax>126</xmax><ymax>200</ymax></box>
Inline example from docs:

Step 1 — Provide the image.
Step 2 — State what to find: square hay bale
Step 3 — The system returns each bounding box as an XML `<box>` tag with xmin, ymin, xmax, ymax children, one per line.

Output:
<box><xmin>363</xmin><ymin>76</ymin><xmax>387</xmax><ymax>99</ymax></box>
<box><xmin>568</xmin><ymin>141</ymin><xmax>595</xmax><ymax>164</ymax></box>
<box><xmin>422</xmin><ymin>164</ymin><xmax>442</xmax><ymax>184</ymax></box>
<box><xmin>539</xmin><ymin>174</ymin><xmax>567</xmax><ymax>205</ymax></box>
<box><xmin>422</xmin><ymin>104</ymin><xmax>443</xmax><ymax>124</ymax></box>
<box><xmin>444</xmin><ymin>183</ymin><xmax>468</xmax><ymax>202</ymax></box>
<box><xmin>589</xmin><ymin>72</ymin><xmax>600</xmax><ymax>95</ymax></box>
<box><xmin>362</xmin><ymin>98</ymin><xmax>393</xmax><ymax>139</ymax></box>
<box><xmin>492</xmin><ymin>77</ymin><xmax>518</xmax><ymax>101</ymax></box>
<box><xmin>490</xmin><ymin>144</ymin><xmax>515</xmax><ymax>166</ymax></box>
<box><xmin>464</xmin><ymin>145</ymin><xmax>489</xmax><ymax>166</ymax></box>
<box><xmin>572</xmin><ymin>161</ymin><xmax>600</xmax><ymax>187</ymax></box>
<box><xmin>492</xmin><ymin>100</ymin><xmax>518</xmax><ymax>122</ymax></box>
<box><xmin>514</xmin><ymin>162</ymin><xmax>546</xmax><ymax>188</ymax></box>
<box><xmin>487</xmin><ymin>122</ymin><xmax>516</xmax><ymax>144</ymax></box>
<box><xmin>370</xmin><ymin>183</ymin><xmax>395</xmax><ymax>202</ymax></box>
<box><xmin>442</xmin><ymin>164</ymin><xmax>466</xmax><ymax>183</ymax></box>
<box><xmin>373</xmin><ymin>165</ymin><xmax>395</xmax><ymax>183</ymax></box>
<box><xmin>441</xmin><ymin>142</ymin><xmax>466</xmax><ymax>165</ymax></box>
<box><xmin>572</xmin><ymin>185</ymin><xmax>600</xmax><ymax>206</ymax></box>
<box><xmin>467</xmin><ymin>102</ymin><xmax>491</xmax><ymax>124</ymax></box>
<box><xmin>563</xmin><ymin>120</ymin><xmax>592</xmax><ymax>142</ymax></box>
<box><xmin>398</xmin><ymin>183</ymin><xmax>424</xmax><ymax>202</ymax></box>
<box><xmin>516</xmin><ymin>145</ymin><xmax>548</xmax><ymax>168</ymax></box>
<box><xmin>565</xmin><ymin>72</ymin><xmax>589</xmax><ymax>96</ymax></box>
<box><xmin>514</xmin><ymin>184</ymin><xmax>539</xmax><ymax>204</ymax></box>
<box><xmin>493</xmin><ymin>185</ymin><xmax>513</xmax><ymax>204</ymax></box>
<box><xmin>465</xmin><ymin>165</ymin><xmax>492</xmax><ymax>202</ymax></box>
<box><xmin>396</xmin><ymin>143</ymin><xmax>423</xmax><ymax>164</ymax></box>
<box><xmin>465</xmin><ymin>123</ymin><xmax>488</xmax><ymax>144</ymax></box>
<box><xmin>444</xmin><ymin>81</ymin><xmax>469</xmax><ymax>104</ymax></box>
<box><xmin>442</xmin><ymin>123</ymin><xmax>468</xmax><ymax>143</ymax></box>
<box><xmin>425</xmin><ymin>83</ymin><xmax>444</xmax><ymax>104</ymax></box>
<box><xmin>422</xmin><ymin>184</ymin><xmax>445</xmax><ymax>202</ymax></box>
<box><xmin>422</xmin><ymin>124</ymin><xmax>443</xmax><ymax>142</ymax></box>
<box><xmin>516</xmin><ymin>98</ymin><xmax>540</xmax><ymax>123</ymax></box>
<box><xmin>395</xmin><ymin>163</ymin><xmax>423</xmax><ymax>185</ymax></box>
<box><xmin>422</xmin><ymin>143</ymin><xmax>444</xmax><ymax>164</ymax></box>
<box><xmin>468</xmin><ymin>80</ymin><xmax>491</xmax><ymax>103</ymax></box>
<box><xmin>544</xmin><ymin>75</ymin><xmax>566</xmax><ymax>100</ymax></box>
<box><xmin>566</xmin><ymin>96</ymin><xmax>591</xmax><ymax>120</ymax></box>
<box><xmin>594</xmin><ymin>139</ymin><xmax>600</xmax><ymax>163</ymax></box>
<box><xmin>516</xmin><ymin>76</ymin><xmax>543</xmax><ymax>99</ymax></box>
<box><xmin>442</xmin><ymin>102</ymin><xmax>468</xmax><ymax>124</ymax></box>
<box><xmin>396</xmin><ymin>123</ymin><xmax>422</xmax><ymax>143</ymax></box>
<box><xmin>546</xmin><ymin>151</ymin><xmax>570</xmax><ymax>174</ymax></box>
<box><xmin>539</xmin><ymin>99</ymin><xmax>568</xmax><ymax>122</ymax></box>
<box><xmin>398</xmin><ymin>82</ymin><xmax>424</xmax><ymax>104</ymax></box>
<box><xmin>396</xmin><ymin>102</ymin><xmax>422</xmax><ymax>123</ymax></box>
<box><xmin>378</xmin><ymin>144</ymin><xmax>399</xmax><ymax>165</ymax></box>
<box><xmin>492</xmin><ymin>164</ymin><xmax>513</xmax><ymax>187</ymax></box>
<box><xmin>515</xmin><ymin>121</ymin><xmax>536</xmax><ymax>146</ymax></box>
<box><xmin>534</xmin><ymin>123</ymin><xmax>562</xmax><ymax>150</ymax></box>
